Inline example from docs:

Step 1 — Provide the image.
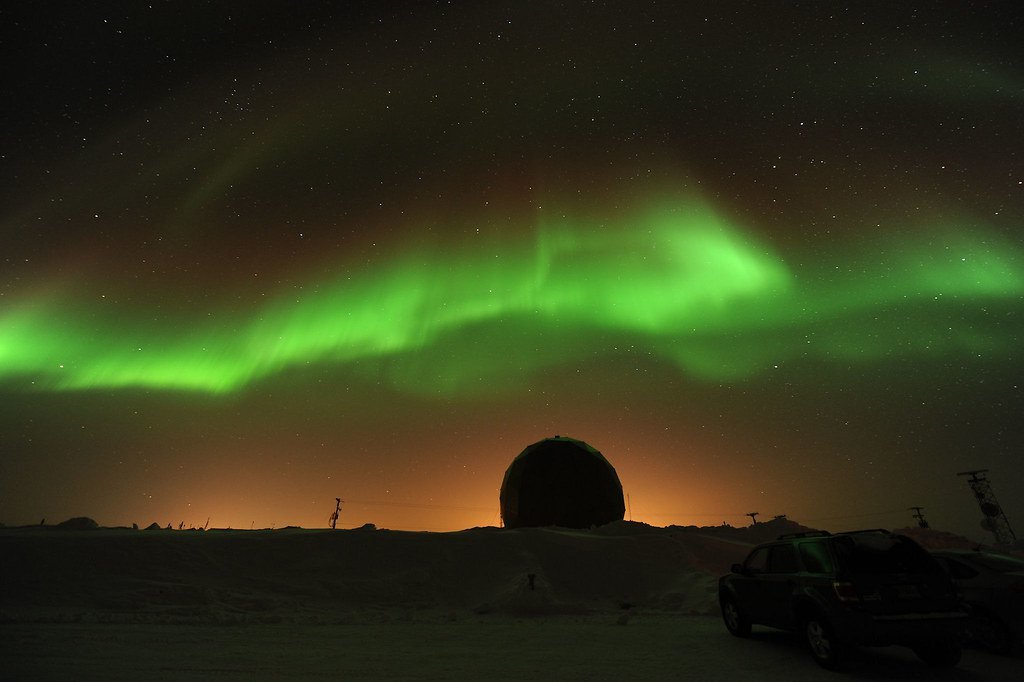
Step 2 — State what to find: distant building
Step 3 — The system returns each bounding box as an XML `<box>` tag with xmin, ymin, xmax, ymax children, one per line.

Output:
<box><xmin>499</xmin><ymin>436</ymin><xmax>625</xmax><ymax>529</ymax></box>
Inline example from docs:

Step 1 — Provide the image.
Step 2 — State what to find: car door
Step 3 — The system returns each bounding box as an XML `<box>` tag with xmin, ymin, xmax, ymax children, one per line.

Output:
<box><xmin>737</xmin><ymin>544</ymin><xmax>799</xmax><ymax>627</ymax></box>
<box><xmin>732</xmin><ymin>546</ymin><xmax>771</xmax><ymax>623</ymax></box>
<box><xmin>756</xmin><ymin>543</ymin><xmax>801</xmax><ymax>628</ymax></box>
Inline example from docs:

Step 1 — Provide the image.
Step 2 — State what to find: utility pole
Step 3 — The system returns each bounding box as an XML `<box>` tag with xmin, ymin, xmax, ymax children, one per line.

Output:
<box><xmin>745</xmin><ymin>511</ymin><xmax>760</xmax><ymax>526</ymax></box>
<box><xmin>907</xmin><ymin>507</ymin><xmax>930</xmax><ymax>529</ymax></box>
<box><xmin>957</xmin><ymin>470</ymin><xmax>1016</xmax><ymax>546</ymax></box>
<box><xmin>329</xmin><ymin>497</ymin><xmax>344</xmax><ymax>530</ymax></box>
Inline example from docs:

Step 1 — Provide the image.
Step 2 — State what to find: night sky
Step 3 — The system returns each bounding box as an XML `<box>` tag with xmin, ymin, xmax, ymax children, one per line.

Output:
<box><xmin>2</xmin><ymin>2</ymin><xmax>1022</xmax><ymax>537</ymax></box>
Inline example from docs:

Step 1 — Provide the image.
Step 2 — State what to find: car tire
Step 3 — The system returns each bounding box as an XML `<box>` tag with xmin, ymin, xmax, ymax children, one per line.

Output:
<box><xmin>968</xmin><ymin>613</ymin><xmax>1014</xmax><ymax>654</ymax></box>
<box><xmin>912</xmin><ymin>639</ymin><xmax>962</xmax><ymax>668</ymax></box>
<box><xmin>803</xmin><ymin>614</ymin><xmax>845</xmax><ymax>670</ymax></box>
<box><xmin>720</xmin><ymin>595</ymin><xmax>751</xmax><ymax>637</ymax></box>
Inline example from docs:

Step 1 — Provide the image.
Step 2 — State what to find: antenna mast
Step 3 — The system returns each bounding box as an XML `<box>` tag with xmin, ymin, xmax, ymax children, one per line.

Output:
<box><xmin>907</xmin><ymin>506</ymin><xmax>930</xmax><ymax>529</ymax></box>
<box><xmin>957</xmin><ymin>470</ymin><xmax>1016</xmax><ymax>545</ymax></box>
<box><xmin>329</xmin><ymin>497</ymin><xmax>344</xmax><ymax>530</ymax></box>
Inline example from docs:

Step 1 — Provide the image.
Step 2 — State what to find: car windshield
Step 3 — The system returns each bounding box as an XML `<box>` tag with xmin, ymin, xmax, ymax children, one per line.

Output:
<box><xmin>968</xmin><ymin>552</ymin><xmax>1024</xmax><ymax>573</ymax></box>
<box><xmin>832</xmin><ymin>534</ymin><xmax>940</xmax><ymax>574</ymax></box>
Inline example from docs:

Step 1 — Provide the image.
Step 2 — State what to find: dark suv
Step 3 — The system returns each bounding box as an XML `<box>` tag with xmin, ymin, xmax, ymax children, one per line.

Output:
<box><xmin>719</xmin><ymin>529</ymin><xmax>966</xmax><ymax>669</ymax></box>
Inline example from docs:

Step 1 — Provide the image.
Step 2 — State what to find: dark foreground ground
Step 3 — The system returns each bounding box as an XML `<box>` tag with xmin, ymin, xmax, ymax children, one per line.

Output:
<box><xmin>3</xmin><ymin>615</ymin><xmax>1022</xmax><ymax>681</ymax></box>
<box><xmin>3</xmin><ymin>522</ymin><xmax>1020</xmax><ymax>680</ymax></box>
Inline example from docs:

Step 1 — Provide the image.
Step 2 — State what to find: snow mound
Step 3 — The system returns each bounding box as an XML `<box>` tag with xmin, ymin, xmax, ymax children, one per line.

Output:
<box><xmin>473</xmin><ymin>570</ymin><xmax>587</xmax><ymax>616</ymax></box>
<box><xmin>55</xmin><ymin>517</ymin><xmax>99</xmax><ymax>530</ymax></box>
<box><xmin>0</xmin><ymin>524</ymin><xmax>752</xmax><ymax>624</ymax></box>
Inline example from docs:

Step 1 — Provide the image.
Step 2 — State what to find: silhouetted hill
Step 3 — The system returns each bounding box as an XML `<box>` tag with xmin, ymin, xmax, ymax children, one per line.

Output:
<box><xmin>895</xmin><ymin>526</ymin><xmax>1024</xmax><ymax>558</ymax></box>
<box><xmin>0</xmin><ymin>523</ymin><xmax>752</xmax><ymax>624</ymax></box>
<box><xmin>55</xmin><ymin>517</ymin><xmax>99</xmax><ymax>530</ymax></box>
<box><xmin>670</xmin><ymin>517</ymin><xmax>820</xmax><ymax>545</ymax></box>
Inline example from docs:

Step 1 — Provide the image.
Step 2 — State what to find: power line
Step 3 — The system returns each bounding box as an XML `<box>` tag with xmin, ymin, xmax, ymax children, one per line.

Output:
<box><xmin>637</xmin><ymin>508</ymin><xmax>909</xmax><ymax>523</ymax></box>
<box><xmin>636</xmin><ymin>508</ymin><xmax>908</xmax><ymax>523</ymax></box>
<box><xmin>344</xmin><ymin>498</ymin><xmax>493</xmax><ymax>513</ymax></box>
<box><xmin>801</xmin><ymin>508</ymin><xmax>907</xmax><ymax>523</ymax></box>
<box><xmin>339</xmin><ymin>499</ymin><xmax>924</xmax><ymax>527</ymax></box>
<box><xmin>634</xmin><ymin>512</ymin><xmax>759</xmax><ymax>518</ymax></box>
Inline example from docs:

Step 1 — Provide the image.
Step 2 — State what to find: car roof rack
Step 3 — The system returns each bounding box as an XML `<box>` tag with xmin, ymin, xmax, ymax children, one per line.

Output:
<box><xmin>777</xmin><ymin>531</ymin><xmax>832</xmax><ymax>540</ymax></box>
<box><xmin>833</xmin><ymin>528</ymin><xmax>892</xmax><ymax>536</ymax></box>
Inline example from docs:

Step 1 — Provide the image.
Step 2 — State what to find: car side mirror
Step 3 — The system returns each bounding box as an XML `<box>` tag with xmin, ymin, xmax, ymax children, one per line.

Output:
<box><xmin>731</xmin><ymin>563</ymin><xmax>745</xmax><ymax>575</ymax></box>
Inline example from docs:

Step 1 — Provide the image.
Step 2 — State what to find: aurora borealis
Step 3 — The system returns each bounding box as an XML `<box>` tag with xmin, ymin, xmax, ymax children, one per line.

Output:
<box><xmin>3</xmin><ymin>203</ymin><xmax>1022</xmax><ymax>394</ymax></box>
<box><xmin>2</xmin><ymin>2</ymin><xmax>1022</xmax><ymax>538</ymax></box>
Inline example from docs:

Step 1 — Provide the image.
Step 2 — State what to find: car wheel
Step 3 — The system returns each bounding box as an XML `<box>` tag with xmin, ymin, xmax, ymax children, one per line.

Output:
<box><xmin>913</xmin><ymin>639</ymin><xmax>962</xmax><ymax>668</ymax></box>
<box><xmin>968</xmin><ymin>613</ymin><xmax>1013</xmax><ymax>654</ymax></box>
<box><xmin>804</xmin><ymin>614</ymin><xmax>845</xmax><ymax>670</ymax></box>
<box><xmin>720</xmin><ymin>595</ymin><xmax>751</xmax><ymax>637</ymax></box>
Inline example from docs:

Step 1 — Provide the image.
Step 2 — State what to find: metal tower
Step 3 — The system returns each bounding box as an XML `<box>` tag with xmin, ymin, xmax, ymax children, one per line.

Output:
<box><xmin>957</xmin><ymin>470</ymin><xmax>1016</xmax><ymax>545</ymax></box>
<box><xmin>329</xmin><ymin>497</ymin><xmax>344</xmax><ymax>530</ymax></box>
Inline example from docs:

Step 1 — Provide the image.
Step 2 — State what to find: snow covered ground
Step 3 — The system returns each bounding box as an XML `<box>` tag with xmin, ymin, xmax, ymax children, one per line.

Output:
<box><xmin>4</xmin><ymin>614</ymin><xmax>1022</xmax><ymax>680</ymax></box>
<box><xmin>2</xmin><ymin>520</ymin><xmax>1020</xmax><ymax>679</ymax></box>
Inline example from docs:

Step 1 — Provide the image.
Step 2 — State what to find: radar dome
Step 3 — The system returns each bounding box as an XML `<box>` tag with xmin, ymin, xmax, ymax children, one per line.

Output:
<box><xmin>499</xmin><ymin>436</ymin><xmax>625</xmax><ymax>529</ymax></box>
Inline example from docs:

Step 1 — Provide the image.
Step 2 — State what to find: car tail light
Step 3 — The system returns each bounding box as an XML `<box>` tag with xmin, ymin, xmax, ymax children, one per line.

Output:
<box><xmin>832</xmin><ymin>581</ymin><xmax>881</xmax><ymax>602</ymax></box>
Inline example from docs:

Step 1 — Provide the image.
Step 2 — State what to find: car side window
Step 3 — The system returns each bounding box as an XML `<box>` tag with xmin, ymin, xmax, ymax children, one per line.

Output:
<box><xmin>799</xmin><ymin>541</ymin><xmax>834</xmax><ymax>574</ymax></box>
<box><xmin>768</xmin><ymin>544</ymin><xmax>800</xmax><ymax>574</ymax></box>
<box><xmin>939</xmin><ymin>557</ymin><xmax>979</xmax><ymax>580</ymax></box>
<box><xmin>745</xmin><ymin>547</ymin><xmax>769</xmax><ymax>574</ymax></box>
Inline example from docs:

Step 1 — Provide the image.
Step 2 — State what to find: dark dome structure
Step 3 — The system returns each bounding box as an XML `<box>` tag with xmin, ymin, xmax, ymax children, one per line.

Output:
<box><xmin>500</xmin><ymin>436</ymin><xmax>625</xmax><ymax>529</ymax></box>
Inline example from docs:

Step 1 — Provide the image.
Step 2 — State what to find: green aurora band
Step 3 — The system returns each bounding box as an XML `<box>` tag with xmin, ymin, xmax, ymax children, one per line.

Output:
<box><xmin>1</xmin><ymin>200</ymin><xmax>1021</xmax><ymax>396</ymax></box>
